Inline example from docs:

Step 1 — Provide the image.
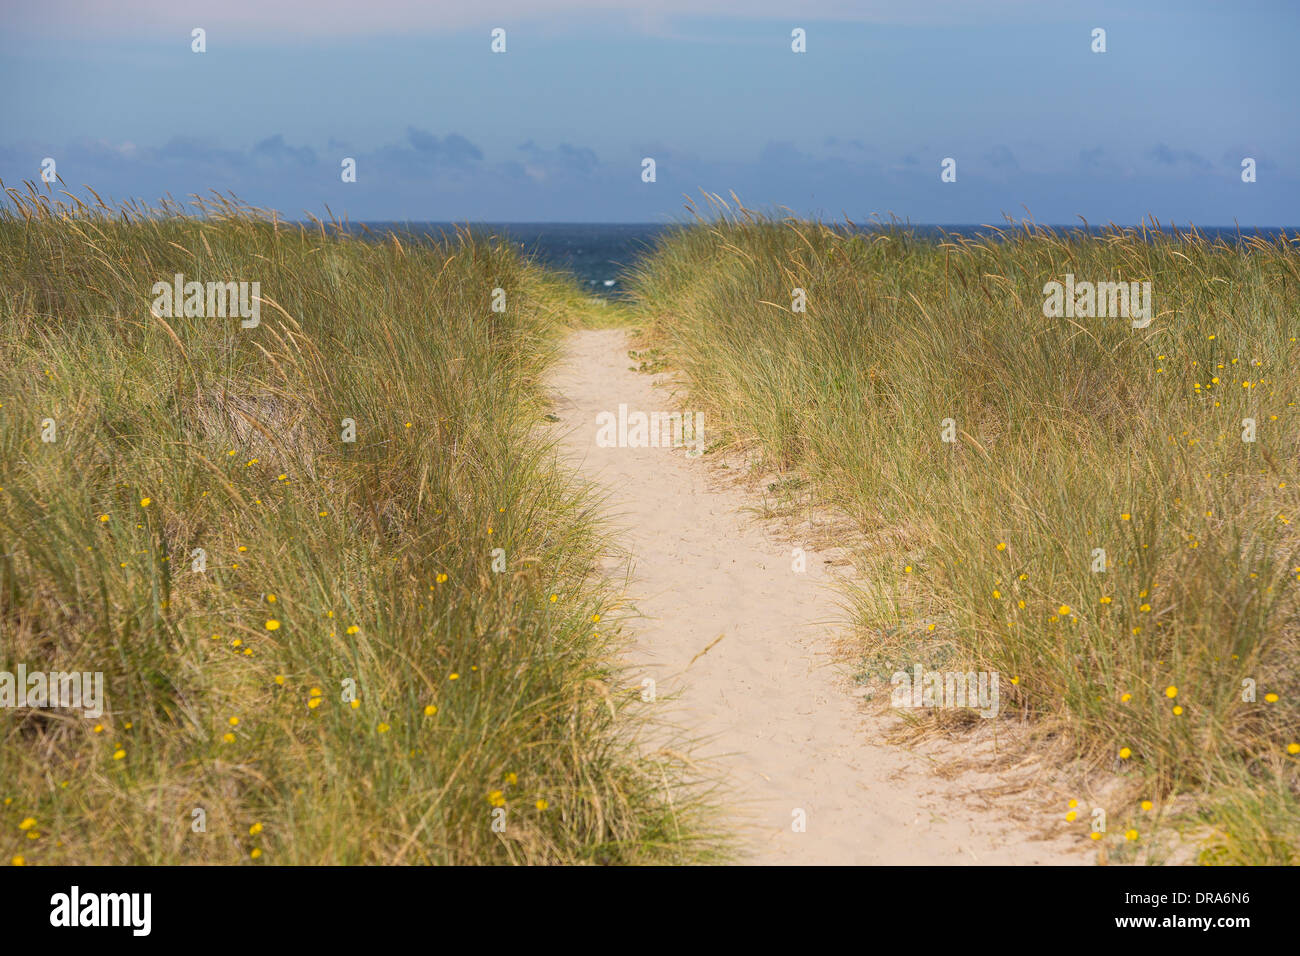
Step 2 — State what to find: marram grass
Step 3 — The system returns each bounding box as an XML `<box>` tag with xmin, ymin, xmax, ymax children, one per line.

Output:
<box><xmin>0</xmin><ymin>187</ymin><xmax>720</xmax><ymax>865</ymax></box>
<box><xmin>630</xmin><ymin>206</ymin><xmax>1300</xmax><ymax>864</ymax></box>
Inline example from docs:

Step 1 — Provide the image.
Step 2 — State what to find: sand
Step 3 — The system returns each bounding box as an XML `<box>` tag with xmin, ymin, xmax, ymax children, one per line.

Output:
<box><xmin>547</xmin><ymin>327</ymin><xmax>1089</xmax><ymax>865</ymax></box>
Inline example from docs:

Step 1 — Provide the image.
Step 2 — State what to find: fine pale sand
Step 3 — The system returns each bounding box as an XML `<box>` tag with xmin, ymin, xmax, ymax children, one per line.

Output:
<box><xmin>548</xmin><ymin>327</ymin><xmax>1089</xmax><ymax>865</ymax></box>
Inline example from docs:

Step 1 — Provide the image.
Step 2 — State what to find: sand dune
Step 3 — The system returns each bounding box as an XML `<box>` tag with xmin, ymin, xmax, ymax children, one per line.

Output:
<box><xmin>548</xmin><ymin>327</ymin><xmax>1090</xmax><ymax>865</ymax></box>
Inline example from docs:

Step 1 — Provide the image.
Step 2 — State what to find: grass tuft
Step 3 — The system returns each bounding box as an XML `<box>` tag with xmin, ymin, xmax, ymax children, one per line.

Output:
<box><xmin>0</xmin><ymin>187</ymin><xmax>721</xmax><ymax>865</ymax></box>
<box><xmin>630</xmin><ymin>207</ymin><xmax>1300</xmax><ymax>862</ymax></box>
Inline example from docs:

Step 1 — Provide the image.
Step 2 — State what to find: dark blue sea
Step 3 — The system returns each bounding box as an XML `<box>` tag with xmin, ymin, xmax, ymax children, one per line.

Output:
<box><xmin>349</xmin><ymin>222</ymin><xmax>1296</xmax><ymax>296</ymax></box>
<box><xmin>350</xmin><ymin>222</ymin><xmax>667</xmax><ymax>297</ymax></box>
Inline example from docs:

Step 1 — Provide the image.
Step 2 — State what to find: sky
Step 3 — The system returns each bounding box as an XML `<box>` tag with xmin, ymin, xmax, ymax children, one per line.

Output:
<box><xmin>1</xmin><ymin>0</ymin><xmax>1296</xmax><ymax>224</ymax></box>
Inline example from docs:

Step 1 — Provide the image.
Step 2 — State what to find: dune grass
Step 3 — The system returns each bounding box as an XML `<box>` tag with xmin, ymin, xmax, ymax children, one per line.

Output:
<box><xmin>0</xmin><ymin>185</ymin><xmax>717</xmax><ymax>865</ymax></box>
<box><xmin>629</xmin><ymin>202</ymin><xmax>1300</xmax><ymax>863</ymax></box>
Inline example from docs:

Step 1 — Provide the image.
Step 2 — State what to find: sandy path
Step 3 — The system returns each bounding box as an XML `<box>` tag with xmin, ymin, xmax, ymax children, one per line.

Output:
<box><xmin>547</xmin><ymin>327</ymin><xmax>1087</xmax><ymax>865</ymax></box>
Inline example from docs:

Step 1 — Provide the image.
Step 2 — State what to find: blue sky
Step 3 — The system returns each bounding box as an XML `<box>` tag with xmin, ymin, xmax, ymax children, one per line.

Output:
<box><xmin>2</xmin><ymin>0</ymin><xmax>1296</xmax><ymax>223</ymax></box>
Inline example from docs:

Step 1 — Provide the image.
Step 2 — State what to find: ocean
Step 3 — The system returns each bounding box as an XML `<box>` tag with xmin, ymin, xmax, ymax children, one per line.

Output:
<box><xmin>349</xmin><ymin>222</ymin><xmax>1296</xmax><ymax>297</ymax></box>
<box><xmin>352</xmin><ymin>222</ymin><xmax>671</xmax><ymax>297</ymax></box>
